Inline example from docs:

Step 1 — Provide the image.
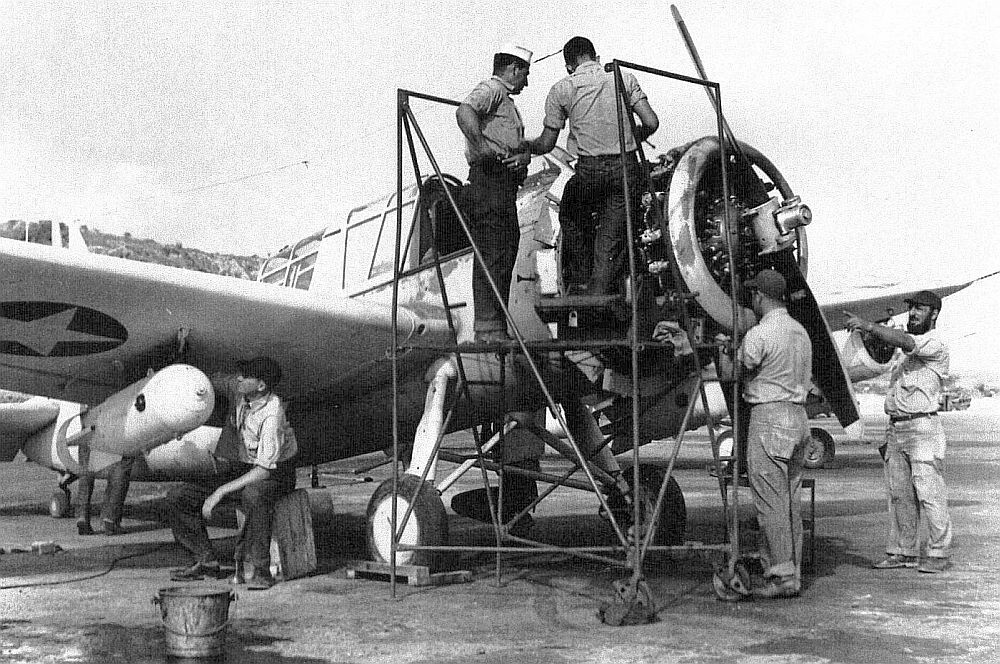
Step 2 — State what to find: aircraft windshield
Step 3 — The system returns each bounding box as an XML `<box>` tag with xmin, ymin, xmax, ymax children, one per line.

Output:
<box><xmin>255</xmin><ymin>177</ymin><xmax>474</xmax><ymax>293</ymax></box>
<box><xmin>259</xmin><ymin>230</ymin><xmax>324</xmax><ymax>289</ymax></box>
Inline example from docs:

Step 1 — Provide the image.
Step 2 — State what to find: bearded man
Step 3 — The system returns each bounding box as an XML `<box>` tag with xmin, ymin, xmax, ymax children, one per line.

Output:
<box><xmin>845</xmin><ymin>290</ymin><xmax>952</xmax><ymax>574</ymax></box>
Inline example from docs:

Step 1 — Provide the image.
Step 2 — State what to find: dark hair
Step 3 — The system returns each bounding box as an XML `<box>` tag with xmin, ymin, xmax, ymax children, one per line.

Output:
<box><xmin>493</xmin><ymin>52</ymin><xmax>528</xmax><ymax>74</ymax></box>
<box><xmin>238</xmin><ymin>356</ymin><xmax>282</xmax><ymax>388</ymax></box>
<box><xmin>563</xmin><ymin>36</ymin><xmax>596</xmax><ymax>66</ymax></box>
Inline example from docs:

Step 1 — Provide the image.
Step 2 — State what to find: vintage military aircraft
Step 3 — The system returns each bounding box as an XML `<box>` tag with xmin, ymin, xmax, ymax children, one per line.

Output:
<box><xmin>0</xmin><ymin>129</ymin><xmax>975</xmax><ymax>573</ymax></box>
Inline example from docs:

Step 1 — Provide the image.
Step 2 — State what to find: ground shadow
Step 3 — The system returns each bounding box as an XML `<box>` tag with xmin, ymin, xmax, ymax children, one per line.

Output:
<box><xmin>0</xmin><ymin>620</ymin><xmax>336</xmax><ymax>663</ymax></box>
<box><xmin>741</xmin><ymin>628</ymin><xmax>966</xmax><ymax>664</ymax></box>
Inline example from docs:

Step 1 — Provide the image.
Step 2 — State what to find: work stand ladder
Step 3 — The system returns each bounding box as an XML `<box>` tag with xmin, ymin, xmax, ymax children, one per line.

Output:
<box><xmin>385</xmin><ymin>60</ymin><xmax>752</xmax><ymax>619</ymax></box>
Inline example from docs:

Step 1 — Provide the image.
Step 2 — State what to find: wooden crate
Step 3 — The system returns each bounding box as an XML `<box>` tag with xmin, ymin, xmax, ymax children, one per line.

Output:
<box><xmin>269</xmin><ymin>489</ymin><xmax>316</xmax><ymax>581</ymax></box>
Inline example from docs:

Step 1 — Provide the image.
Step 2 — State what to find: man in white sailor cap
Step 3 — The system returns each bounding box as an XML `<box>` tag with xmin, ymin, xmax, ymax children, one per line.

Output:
<box><xmin>456</xmin><ymin>43</ymin><xmax>533</xmax><ymax>342</ymax></box>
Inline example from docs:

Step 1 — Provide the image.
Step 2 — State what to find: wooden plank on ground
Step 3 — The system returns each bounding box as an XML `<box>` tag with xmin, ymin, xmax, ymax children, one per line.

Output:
<box><xmin>345</xmin><ymin>560</ymin><xmax>472</xmax><ymax>587</ymax></box>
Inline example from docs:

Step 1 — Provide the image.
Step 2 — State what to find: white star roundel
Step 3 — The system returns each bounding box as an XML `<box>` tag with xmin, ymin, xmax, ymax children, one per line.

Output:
<box><xmin>0</xmin><ymin>302</ymin><xmax>127</xmax><ymax>357</ymax></box>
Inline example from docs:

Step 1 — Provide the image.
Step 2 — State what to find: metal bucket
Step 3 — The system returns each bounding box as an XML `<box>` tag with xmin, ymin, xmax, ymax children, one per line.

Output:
<box><xmin>154</xmin><ymin>585</ymin><xmax>235</xmax><ymax>658</ymax></box>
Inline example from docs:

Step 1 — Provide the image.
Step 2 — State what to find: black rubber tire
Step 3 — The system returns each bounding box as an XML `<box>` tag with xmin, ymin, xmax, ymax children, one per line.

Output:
<box><xmin>365</xmin><ymin>474</ymin><xmax>448</xmax><ymax>571</ymax></box>
<box><xmin>49</xmin><ymin>490</ymin><xmax>71</xmax><ymax>519</ymax></box>
<box><xmin>623</xmin><ymin>464</ymin><xmax>686</xmax><ymax>546</ymax></box>
<box><xmin>803</xmin><ymin>427</ymin><xmax>835</xmax><ymax>469</ymax></box>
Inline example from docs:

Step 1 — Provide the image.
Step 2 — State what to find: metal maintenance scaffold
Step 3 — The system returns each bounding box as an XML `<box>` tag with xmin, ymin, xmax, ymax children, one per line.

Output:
<box><xmin>380</xmin><ymin>58</ymin><xmax>777</xmax><ymax>618</ymax></box>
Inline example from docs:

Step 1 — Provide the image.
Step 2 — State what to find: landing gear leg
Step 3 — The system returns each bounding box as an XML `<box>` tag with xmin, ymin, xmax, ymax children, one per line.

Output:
<box><xmin>365</xmin><ymin>358</ymin><xmax>456</xmax><ymax>572</ymax></box>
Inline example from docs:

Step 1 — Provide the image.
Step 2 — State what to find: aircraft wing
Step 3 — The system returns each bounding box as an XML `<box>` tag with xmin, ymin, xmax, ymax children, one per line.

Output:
<box><xmin>0</xmin><ymin>238</ymin><xmax>451</xmax><ymax>406</ymax></box>
<box><xmin>819</xmin><ymin>279</ymin><xmax>983</xmax><ymax>331</ymax></box>
<box><xmin>0</xmin><ymin>397</ymin><xmax>60</xmax><ymax>461</ymax></box>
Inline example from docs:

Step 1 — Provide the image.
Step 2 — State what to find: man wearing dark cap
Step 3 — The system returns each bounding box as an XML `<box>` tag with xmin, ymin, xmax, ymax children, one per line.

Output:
<box><xmin>456</xmin><ymin>43</ymin><xmax>533</xmax><ymax>341</ymax></box>
<box><xmin>845</xmin><ymin>290</ymin><xmax>952</xmax><ymax>574</ymax></box>
<box><xmin>735</xmin><ymin>268</ymin><xmax>812</xmax><ymax>598</ymax></box>
<box><xmin>163</xmin><ymin>356</ymin><xmax>298</xmax><ymax>589</ymax></box>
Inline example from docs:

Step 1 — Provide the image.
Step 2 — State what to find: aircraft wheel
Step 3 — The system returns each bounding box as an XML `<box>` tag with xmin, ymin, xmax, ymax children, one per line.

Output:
<box><xmin>624</xmin><ymin>464</ymin><xmax>686</xmax><ymax>546</ymax></box>
<box><xmin>366</xmin><ymin>474</ymin><xmax>448</xmax><ymax>571</ymax></box>
<box><xmin>803</xmin><ymin>427</ymin><xmax>835</xmax><ymax>469</ymax></box>
<box><xmin>49</xmin><ymin>490</ymin><xmax>72</xmax><ymax>519</ymax></box>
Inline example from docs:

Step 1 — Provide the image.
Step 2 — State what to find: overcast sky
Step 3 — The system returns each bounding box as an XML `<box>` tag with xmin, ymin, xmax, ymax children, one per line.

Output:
<box><xmin>2</xmin><ymin>1</ymin><xmax>997</xmax><ymax>294</ymax></box>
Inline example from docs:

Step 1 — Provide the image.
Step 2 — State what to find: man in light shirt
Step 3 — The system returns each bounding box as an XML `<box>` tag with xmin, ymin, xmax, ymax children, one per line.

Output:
<box><xmin>163</xmin><ymin>356</ymin><xmax>298</xmax><ymax>589</ymax></box>
<box><xmin>845</xmin><ymin>290</ymin><xmax>952</xmax><ymax>574</ymax></box>
<box><xmin>456</xmin><ymin>44</ymin><xmax>533</xmax><ymax>341</ymax></box>
<box><xmin>525</xmin><ymin>36</ymin><xmax>659</xmax><ymax>295</ymax></box>
<box><xmin>736</xmin><ymin>269</ymin><xmax>812</xmax><ymax>599</ymax></box>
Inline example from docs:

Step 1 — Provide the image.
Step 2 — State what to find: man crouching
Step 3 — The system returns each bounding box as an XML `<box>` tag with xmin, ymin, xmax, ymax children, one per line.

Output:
<box><xmin>163</xmin><ymin>356</ymin><xmax>297</xmax><ymax>590</ymax></box>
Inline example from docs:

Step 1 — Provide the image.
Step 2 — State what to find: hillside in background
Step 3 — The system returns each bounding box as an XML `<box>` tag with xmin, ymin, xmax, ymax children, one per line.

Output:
<box><xmin>1</xmin><ymin>220</ymin><xmax>264</xmax><ymax>279</ymax></box>
<box><xmin>82</xmin><ymin>226</ymin><xmax>264</xmax><ymax>279</ymax></box>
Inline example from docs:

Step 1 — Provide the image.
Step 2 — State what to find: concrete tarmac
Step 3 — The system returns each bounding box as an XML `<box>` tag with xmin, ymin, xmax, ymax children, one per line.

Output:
<box><xmin>1</xmin><ymin>405</ymin><xmax>999</xmax><ymax>663</ymax></box>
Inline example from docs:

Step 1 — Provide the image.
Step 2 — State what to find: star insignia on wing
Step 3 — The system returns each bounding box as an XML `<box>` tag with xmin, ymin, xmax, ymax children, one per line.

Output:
<box><xmin>0</xmin><ymin>303</ymin><xmax>126</xmax><ymax>357</ymax></box>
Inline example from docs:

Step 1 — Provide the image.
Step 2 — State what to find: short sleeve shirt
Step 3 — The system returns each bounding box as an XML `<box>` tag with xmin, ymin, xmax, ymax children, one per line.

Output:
<box><xmin>739</xmin><ymin>308</ymin><xmax>812</xmax><ymax>404</ymax></box>
<box><xmin>214</xmin><ymin>375</ymin><xmax>298</xmax><ymax>470</ymax></box>
<box><xmin>884</xmin><ymin>329</ymin><xmax>949</xmax><ymax>415</ymax></box>
<box><xmin>233</xmin><ymin>393</ymin><xmax>298</xmax><ymax>470</ymax></box>
<box><xmin>461</xmin><ymin>76</ymin><xmax>525</xmax><ymax>163</ymax></box>
<box><xmin>543</xmin><ymin>61</ymin><xmax>648</xmax><ymax>157</ymax></box>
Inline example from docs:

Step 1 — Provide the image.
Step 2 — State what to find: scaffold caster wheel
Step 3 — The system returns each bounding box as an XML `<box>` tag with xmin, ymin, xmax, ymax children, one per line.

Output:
<box><xmin>712</xmin><ymin>561</ymin><xmax>751</xmax><ymax>602</ymax></box>
<box><xmin>599</xmin><ymin>578</ymin><xmax>657</xmax><ymax>626</ymax></box>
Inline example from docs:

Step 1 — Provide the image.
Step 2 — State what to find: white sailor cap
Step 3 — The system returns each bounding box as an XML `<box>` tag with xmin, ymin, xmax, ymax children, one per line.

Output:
<box><xmin>496</xmin><ymin>43</ymin><xmax>533</xmax><ymax>66</ymax></box>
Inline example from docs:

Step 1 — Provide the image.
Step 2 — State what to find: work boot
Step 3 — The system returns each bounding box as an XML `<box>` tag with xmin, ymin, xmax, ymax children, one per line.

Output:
<box><xmin>917</xmin><ymin>557</ymin><xmax>949</xmax><ymax>574</ymax></box>
<box><xmin>170</xmin><ymin>561</ymin><xmax>231</xmax><ymax>582</ymax></box>
<box><xmin>752</xmin><ymin>576</ymin><xmax>800</xmax><ymax>599</ymax></box>
<box><xmin>474</xmin><ymin>329</ymin><xmax>511</xmax><ymax>343</ymax></box>
<box><xmin>77</xmin><ymin>520</ymin><xmax>95</xmax><ymax>536</ymax></box>
<box><xmin>873</xmin><ymin>554</ymin><xmax>918</xmax><ymax>569</ymax></box>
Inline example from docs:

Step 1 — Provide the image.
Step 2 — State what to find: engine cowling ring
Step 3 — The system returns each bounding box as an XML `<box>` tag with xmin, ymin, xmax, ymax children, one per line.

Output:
<box><xmin>667</xmin><ymin>136</ymin><xmax>808</xmax><ymax>331</ymax></box>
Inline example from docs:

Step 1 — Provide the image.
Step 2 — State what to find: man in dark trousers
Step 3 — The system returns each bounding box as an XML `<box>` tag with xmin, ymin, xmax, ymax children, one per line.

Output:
<box><xmin>525</xmin><ymin>36</ymin><xmax>659</xmax><ymax>295</ymax></box>
<box><xmin>163</xmin><ymin>356</ymin><xmax>297</xmax><ymax>589</ymax></box>
<box><xmin>456</xmin><ymin>43</ymin><xmax>533</xmax><ymax>341</ymax></box>
<box><xmin>845</xmin><ymin>291</ymin><xmax>953</xmax><ymax>574</ymax></box>
<box><xmin>75</xmin><ymin>455</ymin><xmax>134</xmax><ymax>536</ymax></box>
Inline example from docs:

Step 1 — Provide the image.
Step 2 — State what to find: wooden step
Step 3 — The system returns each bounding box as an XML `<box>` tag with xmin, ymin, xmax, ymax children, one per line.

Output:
<box><xmin>536</xmin><ymin>293</ymin><xmax>624</xmax><ymax>315</ymax></box>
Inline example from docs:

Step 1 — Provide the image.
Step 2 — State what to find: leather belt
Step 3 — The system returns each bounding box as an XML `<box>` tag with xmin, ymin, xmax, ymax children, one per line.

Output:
<box><xmin>889</xmin><ymin>412</ymin><xmax>936</xmax><ymax>423</ymax></box>
<box><xmin>578</xmin><ymin>151</ymin><xmax>637</xmax><ymax>162</ymax></box>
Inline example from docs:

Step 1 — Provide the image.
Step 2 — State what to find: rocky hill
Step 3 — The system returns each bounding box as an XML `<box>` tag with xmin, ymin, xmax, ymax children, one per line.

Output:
<box><xmin>1</xmin><ymin>220</ymin><xmax>264</xmax><ymax>279</ymax></box>
<box><xmin>81</xmin><ymin>227</ymin><xmax>264</xmax><ymax>279</ymax></box>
